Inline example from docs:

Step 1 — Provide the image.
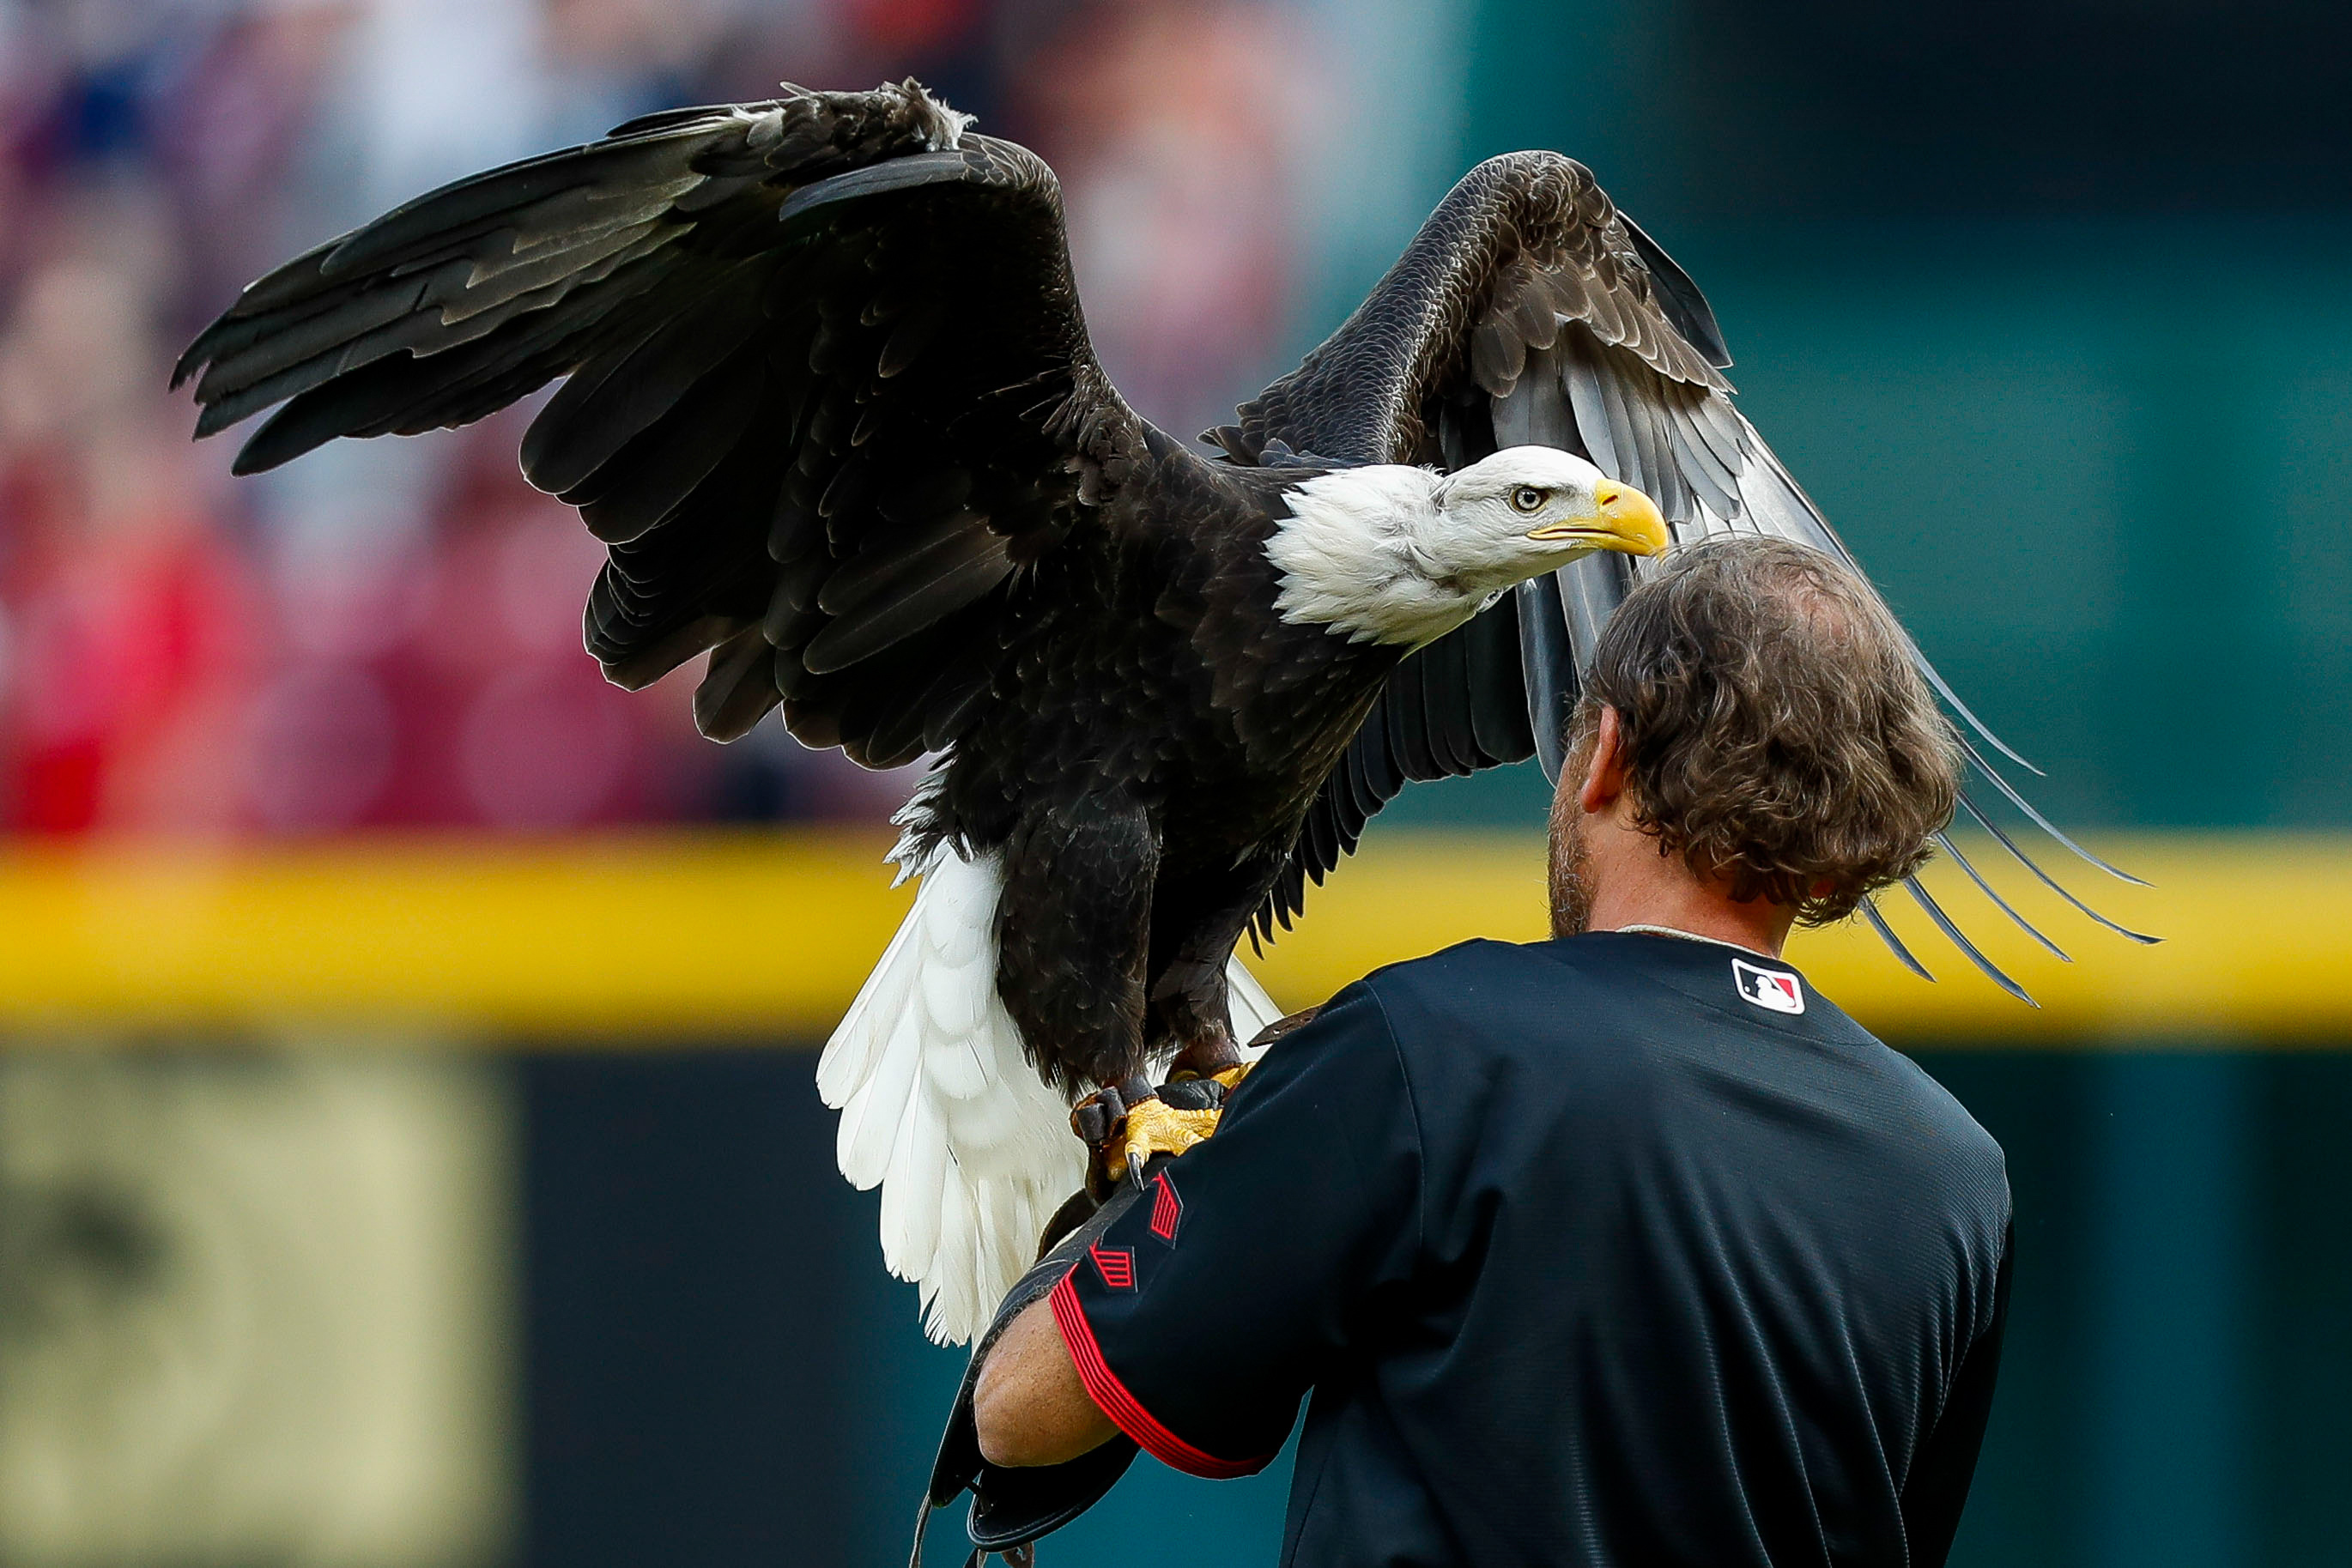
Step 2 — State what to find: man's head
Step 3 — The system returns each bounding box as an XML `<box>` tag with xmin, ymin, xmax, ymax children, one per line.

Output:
<box><xmin>1549</xmin><ymin>536</ymin><xmax>1961</xmax><ymax>941</ymax></box>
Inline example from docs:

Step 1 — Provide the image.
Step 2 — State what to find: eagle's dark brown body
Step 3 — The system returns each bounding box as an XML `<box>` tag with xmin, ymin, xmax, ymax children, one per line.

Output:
<box><xmin>922</xmin><ymin>449</ymin><xmax>1399</xmax><ymax>1088</ymax></box>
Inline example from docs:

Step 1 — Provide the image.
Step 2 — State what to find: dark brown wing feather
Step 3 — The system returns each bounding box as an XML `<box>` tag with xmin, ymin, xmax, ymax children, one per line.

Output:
<box><xmin>178</xmin><ymin>81</ymin><xmax>1146</xmax><ymax>768</ymax></box>
<box><xmin>1223</xmin><ymin>151</ymin><xmax>2137</xmax><ymax>989</ymax></box>
<box><xmin>1251</xmin><ymin>590</ymin><xmax>1532</xmax><ymax>943</ymax></box>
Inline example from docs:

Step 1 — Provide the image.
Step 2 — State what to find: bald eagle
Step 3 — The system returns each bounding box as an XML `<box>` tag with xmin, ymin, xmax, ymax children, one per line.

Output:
<box><xmin>177</xmin><ymin>80</ymin><xmax>2141</xmax><ymax>1343</ymax></box>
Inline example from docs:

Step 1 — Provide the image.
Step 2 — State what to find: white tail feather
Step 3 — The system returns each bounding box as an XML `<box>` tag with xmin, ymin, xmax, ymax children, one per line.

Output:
<box><xmin>1227</xmin><ymin>955</ymin><xmax>1285</xmax><ymax>1053</ymax></box>
<box><xmin>820</xmin><ymin>845</ymin><xmax>1076</xmax><ymax>1344</ymax></box>
<box><xmin>819</xmin><ymin>842</ymin><xmax>1290</xmax><ymax>1344</ymax></box>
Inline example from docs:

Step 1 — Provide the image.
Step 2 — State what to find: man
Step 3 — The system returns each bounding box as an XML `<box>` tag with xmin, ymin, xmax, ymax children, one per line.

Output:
<box><xmin>972</xmin><ymin>536</ymin><xmax>2013</xmax><ymax>1567</ymax></box>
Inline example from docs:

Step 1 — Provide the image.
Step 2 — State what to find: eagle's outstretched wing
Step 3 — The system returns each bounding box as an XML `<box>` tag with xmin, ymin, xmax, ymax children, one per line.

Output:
<box><xmin>1222</xmin><ymin>151</ymin><xmax>2149</xmax><ymax>994</ymax></box>
<box><xmin>180</xmin><ymin>82</ymin><xmax>1216</xmax><ymax>1342</ymax></box>
<box><xmin>177</xmin><ymin>79</ymin><xmax>1144</xmax><ymax>770</ymax></box>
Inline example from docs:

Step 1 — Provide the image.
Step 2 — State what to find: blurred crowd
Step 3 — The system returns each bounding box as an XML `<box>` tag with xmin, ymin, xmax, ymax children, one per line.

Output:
<box><xmin>0</xmin><ymin>0</ymin><xmax>1318</xmax><ymax>835</ymax></box>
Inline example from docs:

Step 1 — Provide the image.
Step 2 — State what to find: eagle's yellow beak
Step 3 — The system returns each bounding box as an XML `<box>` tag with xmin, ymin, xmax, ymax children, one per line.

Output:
<box><xmin>1526</xmin><ymin>481</ymin><xmax>1670</xmax><ymax>556</ymax></box>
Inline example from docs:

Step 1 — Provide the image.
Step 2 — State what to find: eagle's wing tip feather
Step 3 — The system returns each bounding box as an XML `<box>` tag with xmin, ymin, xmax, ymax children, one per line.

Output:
<box><xmin>1859</xmin><ymin>894</ymin><xmax>1935</xmax><ymax>984</ymax></box>
<box><xmin>1904</xmin><ymin>876</ymin><xmax>2035</xmax><ymax>1006</ymax></box>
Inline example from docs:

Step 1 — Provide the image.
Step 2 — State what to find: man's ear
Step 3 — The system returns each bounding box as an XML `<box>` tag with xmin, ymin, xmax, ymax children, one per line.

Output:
<box><xmin>1577</xmin><ymin>706</ymin><xmax>1627</xmax><ymax>815</ymax></box>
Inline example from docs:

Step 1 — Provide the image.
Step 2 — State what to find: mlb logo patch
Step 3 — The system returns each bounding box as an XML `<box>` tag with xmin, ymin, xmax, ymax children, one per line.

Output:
<box><xmin>1731</xmin><ymin>958</ymin><xmax>1805</xmax><ymax>1015</ymax></box>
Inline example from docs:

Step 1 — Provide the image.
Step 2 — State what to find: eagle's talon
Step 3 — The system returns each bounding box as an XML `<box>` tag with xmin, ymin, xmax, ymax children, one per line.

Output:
<box><xmin>1084</xmin><ymin>1063</ymin><xmax>1253</xmax><ymax>1188</ymax></box>
<box><xmin>1106</xmin><ymin>1094</ymin><xmax>1220</xmax><ymax>1183</ymax></box>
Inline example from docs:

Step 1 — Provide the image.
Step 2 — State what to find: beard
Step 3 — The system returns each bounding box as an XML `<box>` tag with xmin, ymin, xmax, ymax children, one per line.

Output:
<box><xmin>1547</xmin><ymin>774</ymin><xmax>1595</xmax><ymax>940</ymax></box>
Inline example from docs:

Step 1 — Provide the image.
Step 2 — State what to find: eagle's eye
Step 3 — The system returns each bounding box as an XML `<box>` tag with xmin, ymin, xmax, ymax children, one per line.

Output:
<box><xmin>1509</xmin><ymin>486</ymin><xmax>1547</xmax><ymax>513</ymax></box>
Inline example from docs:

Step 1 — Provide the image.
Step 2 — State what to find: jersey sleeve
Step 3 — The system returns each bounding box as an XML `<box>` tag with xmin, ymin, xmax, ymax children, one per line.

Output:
<box><xmin>1048</xmin><ymin>981</ymin><xmax>1423</xmax><ymax>1477</ymax></box>
<box><xmin>1900</xmin><ymin>1220</ymin><xmax>2015</xmax><ymax>1566</ymax></box>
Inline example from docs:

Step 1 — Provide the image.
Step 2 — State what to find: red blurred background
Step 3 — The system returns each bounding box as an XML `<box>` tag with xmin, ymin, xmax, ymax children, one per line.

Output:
<box><xmin>0</xmin><ymin>0</ymin><xmax>1318</xmax><ymax>838</ymax></box>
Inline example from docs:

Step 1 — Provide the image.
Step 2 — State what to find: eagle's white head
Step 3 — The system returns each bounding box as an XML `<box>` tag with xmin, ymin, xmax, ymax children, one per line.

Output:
<box><xmin>1267</xmin><ymin>446</ymin><xmax>1670</xmax><ymax>646</ymax></box>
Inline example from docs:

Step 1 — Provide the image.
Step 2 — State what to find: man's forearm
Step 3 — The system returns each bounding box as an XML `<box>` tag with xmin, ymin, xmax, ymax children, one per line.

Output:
<box><xmin>973</xmin><ymin>1294</ymin><xmax>1119</xmax><ymax>1468</ymax></box>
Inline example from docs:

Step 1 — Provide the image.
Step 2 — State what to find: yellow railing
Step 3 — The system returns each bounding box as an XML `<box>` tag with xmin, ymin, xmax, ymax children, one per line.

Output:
<box><xmin>0</xmin><ymin>830</ymin><xmax>2333</xmax><ymax>1044</ymax></box>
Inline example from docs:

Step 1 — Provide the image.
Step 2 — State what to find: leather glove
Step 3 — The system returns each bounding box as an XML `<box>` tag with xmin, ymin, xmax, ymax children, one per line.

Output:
<box><xmin>910</xmin><ymin>1153</ymin><xmax>1170</xmax><ymax>1567</ymax></box>
<box><xmin>910</xmin><ymin>1009</ymin><xmax>1318</xmax><ymax>1565</ymax></box>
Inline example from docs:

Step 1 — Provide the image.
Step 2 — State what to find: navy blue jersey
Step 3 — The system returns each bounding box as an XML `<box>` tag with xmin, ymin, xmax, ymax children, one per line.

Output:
<box><xmin>1051</xmin><ymin>931</ymin><xmax>2012</xmax><ymax>1568</ymax></box>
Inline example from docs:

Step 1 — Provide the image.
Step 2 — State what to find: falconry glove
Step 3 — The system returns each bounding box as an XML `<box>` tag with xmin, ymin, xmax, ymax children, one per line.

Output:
<box><xmin>913</xmin><ymin>1009</ymin><xmax>1319</xmax><ymax>1565</ymax></box>
<box><xmin>911</xmin><ymin>1153</ymin><xmax>1168</xmax><ymax>1567</ymax></box>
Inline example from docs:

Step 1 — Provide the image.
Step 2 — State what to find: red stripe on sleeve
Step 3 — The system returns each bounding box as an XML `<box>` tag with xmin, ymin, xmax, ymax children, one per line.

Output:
<box><xmin>1048</xmin><ymin>1268</ymin><xmax>1272</xmax><ymax>1480</ymax></box>
<box><xmin>1149</xmin><ymin>1171</ymin><xmax>1182</xmax><ymax>1241</ymax></box>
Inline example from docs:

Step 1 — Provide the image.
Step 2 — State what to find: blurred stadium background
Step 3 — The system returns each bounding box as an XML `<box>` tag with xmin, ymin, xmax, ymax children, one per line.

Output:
<box><xmin>0</xmin><ymin>1</ymin><xmax>2346</xmax><ymax>1565</ymax></box>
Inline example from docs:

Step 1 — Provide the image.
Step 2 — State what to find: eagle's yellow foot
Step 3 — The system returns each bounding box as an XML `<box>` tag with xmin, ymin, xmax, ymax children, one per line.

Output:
<box><xmin>1072</xmin><ymin>1065</ymin><xmax>1252</xmax><ymax>1190</ymax></box>
<box><xmin>1110</xmin><ymin>1095</ymin><xmax>1220</xmax><ymax>1186</ymax></box>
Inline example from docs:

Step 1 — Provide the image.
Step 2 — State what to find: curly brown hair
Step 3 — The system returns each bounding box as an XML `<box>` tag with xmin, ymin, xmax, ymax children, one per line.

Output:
<box><xmin>1567</xmin><ymin>536</ymin><xmax>1961</xmax><ymax>924</ymax></box>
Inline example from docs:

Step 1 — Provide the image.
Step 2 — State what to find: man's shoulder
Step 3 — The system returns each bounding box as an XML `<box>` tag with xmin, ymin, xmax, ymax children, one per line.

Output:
<box><xmin>1351</xmin><ymin>935</ymin><xmax>2004</xmax><ymax>1177</ymax></box>
<box><xmin>1868</xmin><ymin>1045</ymin><xmax>2010</xmax><ymax>1198</ymax></box>
<box><xmin>1351</xmin><ymin>936</ymin><xmax>1638</xmax><ymax>1069</ymax></box>
<box><xmin>1355</xmin><ymin>937</ymin><xmax>1581</xmax><ymax>1024</ymax></box>
<box><xmin>1359</xmin><ymin>935</ymin><xmax>1556</xmax><ymax>990</ymax></box>
<box><xmin>1355</xmin><ymin>932</ymin><xmax>1750</xmax><ymax>1041</ymax></box>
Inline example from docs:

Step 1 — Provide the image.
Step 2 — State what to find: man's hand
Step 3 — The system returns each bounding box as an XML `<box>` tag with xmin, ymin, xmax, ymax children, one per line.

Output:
<box><xmin>973</xmin><ymin>1293</ymin><xmax>1118</xmax><ymax>1467</ymax></box>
